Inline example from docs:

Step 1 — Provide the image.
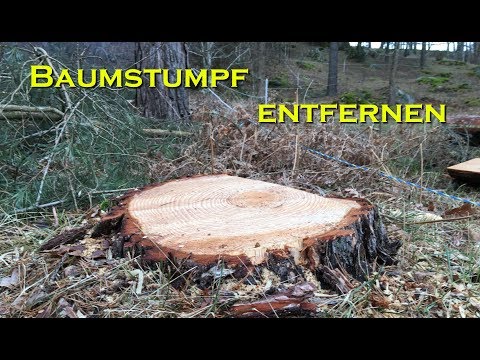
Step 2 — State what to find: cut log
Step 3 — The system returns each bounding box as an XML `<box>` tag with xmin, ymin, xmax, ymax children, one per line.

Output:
<box><xmin>98</xmin><ymin>175</ymin><xmax>401</xmax><ymax>293</ymax></box>
<box><xmin>447</xmin><ymin>158</ymin><xmax>480</xmax><ymax>185</ymax></box>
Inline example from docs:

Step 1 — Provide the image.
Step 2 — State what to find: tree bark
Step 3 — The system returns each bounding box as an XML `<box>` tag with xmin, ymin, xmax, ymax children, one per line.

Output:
<box><xmin>200</xmin><ymin>42</ymin><xmax>214</xmax><ymax>69</ymax></box>
<box><xmin>420</xmin><ymin>42</ymin><xmax>427</xmax><ymax>69</ymax></box>
<box><xmin>384</xmin><ymin>42</ymin><xmax>391</xmax><ymax>63</ymax></box>
<box><xmin>403</xmin><ymin>42</ymin><xmax>410</xmax><ymax>57</ymax></box>
<box><xmin>135</xmin><ymin>42</ymin><xmax>190</xmax><ymax>121</ymax></box>
<box><xmin>327</xmin><ymin>42</ymin><xmax>338</xmax><ymax>96</ymax></box>
<box><xmin>39</xmin><ymin>226</ymin><xmax>90</xmax><ymax>251</ymax></box>
<box><xmin>256</xmin><ymin>42</ymin><xmax>266</xmax><ymax>97</ymax></box>
<box><xmin>456</xmin><ymin>42</ymin><xmax>464</xmax><ymax>61</ymax></box>
<box><xmin>473</xmin><ymin>42</ymin><xmax>480</xmax><ymax>64</ymax></box>
<box><xmin>388</xmin><ymin>42</ymin><xmax>400</xmax><ymax>106</ymax></box>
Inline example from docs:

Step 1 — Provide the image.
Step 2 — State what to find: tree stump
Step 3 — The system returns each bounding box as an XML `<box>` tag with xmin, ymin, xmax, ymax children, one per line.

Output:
<box><xmin>96</xmin><ymin>175</ymin><xmax>401</xmax><ymax>295</ymax></box>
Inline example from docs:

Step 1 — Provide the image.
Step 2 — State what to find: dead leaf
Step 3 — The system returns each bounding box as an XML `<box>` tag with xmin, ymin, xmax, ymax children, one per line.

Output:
<box><xmin>0</xmin><ymin>268</ymin><xmax>19</xmax><ymax>288</ymax></box>
<box><xmin>412</xmin><ymin>211</ymin><xmax>443</xmax><ymax>222</ymax></box>
<box><xmin>11</xmin><ymin>292</ymin><xmax>28</xmax><ymax>309</ymax></box>
<box><xmin>468</xmin><ymin>228</ymin><xmax>480</xmax><ymax>243</ymax></box>
<box><xmin>370</xmin><ymin>293</ymin><xmax>390</xmax><ymax>308</ymax></box>
<box><xmin>344</xmin><ymin>188</ymin><xmax>360</xmax><ymax>198</ymax></box>
<box><xmin>450</xmin><ymin>253</ymin><xmax>471</xmax><ymax>262</ymax></box>
<box><xmin>469</xmin><ymin>297</ymin><xmax>480</xmax><ymax>311</ymax></box>
<box><xmin>291</xmin><ymin>282</ymin><xmax>316</xmax><ymax>297</ymax></box>
<box><xmin>50</xmin><ymin>244</ymin><xmax>86</xmax><ymax>257</ymax></box>
<box><xmin>65</xmin><ymin>245</ymin><xmax>86</xmax><ymax>257</ymax></box>
<box><xmin>387</xmin><ymin>224</ymin><xmax>411</xmax><ymax>242</ymax></box>
<box><xmin>64</xmin><ymin>265</ymin><xmax>81</xmax><ymax>277</ymax></box>
<box><xmin>36</xmin><ymin>307</ymin><xmax>52</xmax><ymax>318</ymax></box>
<box><xmin>88</xmin><ymin>206</ymin><xmax>100</xmax><ymax>218</ymax></box>
<box><xmin>90</xmin><ymin>250</ymin><xmax>106</xmax><ymax>259</ymax></box>
<box><xmin>450</xmin><ymin>232</ymin><xmax>464</xmax><ymax>247</ymax></box>
<box><xmin>56</xmin><ymin>298</ymin><xmax>77</xmax><ymax>318</ymax></box>
<box><xmin>101</xmin><ymin>239</ymin><xmax>111</xmax><ymax>250</ymax></box>
<box><xmin>25</xmin><ymin>289</ymin><xmax>48</xmax><ymax>309</ymax></box>
<box><xmin>57</xmin><ymin>298</ymin><xmax>70</xmax><ymax>308</ymax></box>
<box><xmin>413</xmin><ymin>271</ymin><xmax>435</xmax><ymax>282</ymax></box>
<box><xmin>64</xmin><ymin>307</ymin><xmax>77</xmax><ymax>318</ymax></box>
<box><xmin>404</xmin><ymin>281</ymin><xmax>417</xmax><ymax>290</ymax></box>
<box><xmin>444</xmin><ymin>203</ymin><xmax>476</xmax><ymax>218</ymax></box>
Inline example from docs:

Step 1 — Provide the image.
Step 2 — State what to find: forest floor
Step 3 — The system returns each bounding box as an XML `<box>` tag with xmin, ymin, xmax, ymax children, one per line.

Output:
<box><xmin>1</xmin><ymin>44</ymin><xmax>480</xmax><ymax>317</ymax></box>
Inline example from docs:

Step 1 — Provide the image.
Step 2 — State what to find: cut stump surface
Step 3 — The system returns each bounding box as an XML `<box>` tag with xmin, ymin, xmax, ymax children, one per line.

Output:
<box><xmin>447</xmin><ymin>158</ymin><xmax>480</xmax><ymax>185</ymax></box>
<box><xmin>129</xmin><ymin>175</ymin><xmax>362</xmax><ymax>264</ymax></box>
<box><xmin>99</xmin><ymin>175</ymin><xmax>401</xmax><ymax>291</ymax></box>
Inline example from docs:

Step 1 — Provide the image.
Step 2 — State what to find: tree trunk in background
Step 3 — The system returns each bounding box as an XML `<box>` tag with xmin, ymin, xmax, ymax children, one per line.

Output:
<box><xmin>356</xmin><ymin>42</ymin><xmax>362</xmax><ymax>53</ymax></box>
<box><xmin>327</xmin><ymin>42</ymin><xmax>338</xmax><ymax>96</ymax></box>
<box><xmin>388</xmin><ymin>42</ymin><xmax>400</xmax><ymax>106</ymax></box>
<box><xmin>420</xmin><ymin>42</ymin><xmax>427</xmax><ymax>69</ymax></box>
<box><xmin>135</xmin><ymin>42</ymin><xmax>190</xmax><ymax>121</ymax></box>
<box><xmin>403</xmin><ymin>42</ymin><xmax>410</xmax><ymax>57</ymax></box>
<box><xmin>384</xmin><ymin>42</ymin><xmax>391</xmax><ymax>63</ymax></box>
<box><xmin>473</xmin><ymin>43</ymin><xmax>480</xmax><ymax>64</ymax></box>
<box><xmin>456</xmin><ymin>42</ymin><xmax>464</xmax><ymax>61</ymax></box>
<box><xmin>200</xmin><ymin>42</ymin><xmax>214</xmax><ymax>69</ymax></box>
<box><xmin>256</xmin><ymin>42</ymin><xmax>266</xmax><ymax>98</ymax></box>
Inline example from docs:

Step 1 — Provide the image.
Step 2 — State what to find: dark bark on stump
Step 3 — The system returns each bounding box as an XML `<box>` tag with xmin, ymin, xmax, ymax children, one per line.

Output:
<box><xmin>134</xmin><ymin>42</ymin><xmax>190</xmax><ymax>121</ymax></box>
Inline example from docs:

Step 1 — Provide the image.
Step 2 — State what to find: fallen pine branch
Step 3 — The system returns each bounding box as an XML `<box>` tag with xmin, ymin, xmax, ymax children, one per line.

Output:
<box><xmin>398</xmin><ymin>215</ymin><xmax>473</xmax><ymax>226</ymax></box>
<box><xmin>143</xmin><ymin>128</ymin><xmax>193</xmax><ymax>137</ymax></box>
<box><xmin>0</xmin><ymin>105</ymin><xmax>64</xmax><ymax>121</ymax></box>
<box><xmin>14</xmin><ymin>200</ymin><xmax>65</xmax><ymax>213</ymax></box>
<box><xmin>89</xmin><ymin>187</ymin><xmax>136</xmax><ymax>195</ymax></box>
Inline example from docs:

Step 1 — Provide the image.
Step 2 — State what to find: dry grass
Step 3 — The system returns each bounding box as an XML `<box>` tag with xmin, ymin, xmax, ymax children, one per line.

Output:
<box><xmin>1</xmin><ymin>93</ymin><xmax>480</xmax><ymax>318</ymax></box>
